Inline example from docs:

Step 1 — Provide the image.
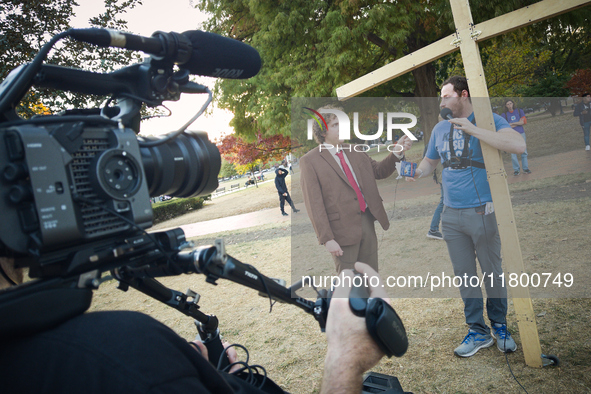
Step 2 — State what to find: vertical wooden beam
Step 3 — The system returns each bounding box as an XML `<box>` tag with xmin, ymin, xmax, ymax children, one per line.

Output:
<box><xmin>449</xmin><ymin>0</ymin><xmax>543</xmax><ymax>368</ymax></box>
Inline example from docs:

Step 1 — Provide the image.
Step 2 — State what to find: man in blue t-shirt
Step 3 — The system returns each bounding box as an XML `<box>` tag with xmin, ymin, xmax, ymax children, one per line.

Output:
<box><xmin>408</xmin><ymin>76</ymin><xmax>526</xmax><ymax>358</ymax></box>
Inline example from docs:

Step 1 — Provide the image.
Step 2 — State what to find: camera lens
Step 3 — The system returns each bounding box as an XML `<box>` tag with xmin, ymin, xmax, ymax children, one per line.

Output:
<box><xmin>140</xmin><ymin>131</ymin><xmax>221</xmax><ymax>198</ymax></box>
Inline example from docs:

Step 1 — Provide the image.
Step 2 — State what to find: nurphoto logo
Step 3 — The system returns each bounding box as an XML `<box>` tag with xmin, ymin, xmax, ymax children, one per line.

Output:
<box><xmin>303</xmin><ymin>107</ymin><xmax>418</xmax><ymax>143</ymax></box>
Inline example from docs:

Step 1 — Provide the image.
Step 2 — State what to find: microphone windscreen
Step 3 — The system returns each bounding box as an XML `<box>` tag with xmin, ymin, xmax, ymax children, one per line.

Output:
<box><xmin>440</xmin><ymin>107</ymin><xmax>453</xmax><ymax>120</ymax></box>
<box><xmin>182</xmin><ymin>30</ymin><xmax>261</xmax><ymax>79</ymax></box>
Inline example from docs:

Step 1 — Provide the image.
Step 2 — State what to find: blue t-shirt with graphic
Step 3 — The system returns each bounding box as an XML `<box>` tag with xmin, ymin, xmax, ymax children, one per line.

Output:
<box><xmin>501</xmin><ymin>109</ymin><xmax>525</xmax><ymax>134</ymax></box>
<box><xmin>425</xmin><ymin>113</ymin><xmax>511</xmax><ymax>208</ymax></box>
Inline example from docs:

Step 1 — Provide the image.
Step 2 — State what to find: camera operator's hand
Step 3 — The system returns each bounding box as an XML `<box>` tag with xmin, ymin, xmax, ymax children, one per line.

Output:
<box><xmin>191</xmin><ymin>339</ymin><xmax>240</xmax><ymax>373</ymax></box>
<box><xmin>321</xmin><ymin>262</ymin><xmax>389</xmax><ymax>394</ymax></box>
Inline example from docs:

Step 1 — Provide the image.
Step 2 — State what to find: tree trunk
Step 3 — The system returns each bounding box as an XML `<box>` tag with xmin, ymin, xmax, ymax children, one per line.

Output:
<box><xmin>412</xmin><ymin>63</ymin><xmax>439</xmax><ymax>150</ymax></box>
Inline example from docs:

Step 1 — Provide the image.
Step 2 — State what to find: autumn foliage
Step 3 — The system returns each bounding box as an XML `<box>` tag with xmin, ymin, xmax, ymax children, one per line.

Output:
<box><xmin>566</xmin><ymin>69</ymin><xmax>591</xmax><ymax>97</ymax></box>
<box><xmin>217</xmin><ymin>132</ymin><xmax>293</xmax><ymax>168</ymax></box>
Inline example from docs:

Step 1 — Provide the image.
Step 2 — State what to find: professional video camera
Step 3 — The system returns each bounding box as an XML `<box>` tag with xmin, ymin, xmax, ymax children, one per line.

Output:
<box><xmin>0</xmin><ymin>28</ymin><xmax>407</xmax><ymax>383</ymax></box>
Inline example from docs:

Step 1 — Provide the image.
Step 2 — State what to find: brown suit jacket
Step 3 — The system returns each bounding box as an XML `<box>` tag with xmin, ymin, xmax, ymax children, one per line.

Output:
<box><xmin>300</xmin><ymin>145</ymin><xmax>401</xmax><ymax>246</ymax></box>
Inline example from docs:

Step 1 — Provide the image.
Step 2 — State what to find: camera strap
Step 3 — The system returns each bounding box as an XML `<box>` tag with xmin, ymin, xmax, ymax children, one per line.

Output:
<box><xmin>442</xmin><ymin>118</ymin><xmax>485</xmax><ymax>170</ymax></box>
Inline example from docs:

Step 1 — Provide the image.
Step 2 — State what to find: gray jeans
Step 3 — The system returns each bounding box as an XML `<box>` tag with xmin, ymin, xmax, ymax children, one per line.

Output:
<box><xmin>442</xmin><ymin>206</ymin><xmax>507</xmax><ymax>334</ymax></box>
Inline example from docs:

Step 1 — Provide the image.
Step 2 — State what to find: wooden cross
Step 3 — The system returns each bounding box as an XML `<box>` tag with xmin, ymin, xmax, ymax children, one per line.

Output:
<box><xmin>336</xmin><ymin>0</ymin><xmax>590</xmax><ymax>368</ymax></box>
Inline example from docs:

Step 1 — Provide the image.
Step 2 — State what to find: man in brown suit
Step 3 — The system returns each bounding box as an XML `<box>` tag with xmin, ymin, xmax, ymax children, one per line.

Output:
<box><xmin>300</xmin><ymin>107</ymin><xmax>412</xmax><ymax>273</ymax></box>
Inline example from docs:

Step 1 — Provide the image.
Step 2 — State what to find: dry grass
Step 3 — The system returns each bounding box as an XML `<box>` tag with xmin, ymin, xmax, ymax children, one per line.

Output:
<box><xmin>90</xmin><ymin>173</ymin><xmax>591</xmax><ymax>394</ymax></box>
<box><xmin>89</xmin><ymin>112</ymin><xmax>591</xmax><ymax>393</ymax></box>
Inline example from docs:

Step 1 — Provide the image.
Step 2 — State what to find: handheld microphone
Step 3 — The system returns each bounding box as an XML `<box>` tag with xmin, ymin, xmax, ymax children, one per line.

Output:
<box><xmin>440</xmin><ymin>107</ymin><xmax>454</xmax><ymax>120</ymax></box>
<box><xmin>69</xmin><ymin>28</ymin><xmax>261</xmax><ymax>79</ymax></box>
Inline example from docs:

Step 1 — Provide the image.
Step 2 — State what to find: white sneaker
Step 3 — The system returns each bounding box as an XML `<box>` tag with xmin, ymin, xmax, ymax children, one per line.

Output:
<box><xmin>586</xmin><ymin>145</ymin><xmax>590</xmax><ymax>151</ymax></box>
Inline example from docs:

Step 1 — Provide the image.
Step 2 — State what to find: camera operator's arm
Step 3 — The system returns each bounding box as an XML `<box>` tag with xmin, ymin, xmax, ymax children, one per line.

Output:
<box><xmin>321</xmin><ymin>263</ymin><xmax>388</xmax><ymax>394</ymax></box>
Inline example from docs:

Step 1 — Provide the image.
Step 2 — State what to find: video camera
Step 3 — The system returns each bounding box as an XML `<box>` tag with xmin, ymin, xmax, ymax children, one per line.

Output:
<box><xmin>0</xmin><ymin>28</ymin><xmax>407</xmax><ymax>367</ymax></box>
<box><xmin>0</xmin><ymin>28</ymin><xmax>267</xmax><ymax>277</ymax></box>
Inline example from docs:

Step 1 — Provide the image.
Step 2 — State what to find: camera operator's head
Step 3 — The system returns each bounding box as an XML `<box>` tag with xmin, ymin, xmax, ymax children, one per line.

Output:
<box><xmin>583</xmin><ymin>93</ymin><xmax>591</xmax><ymax>103</ymax></box>
<box><xmin>0</xmin><ymin>257</ymin><xmax>22</xmax><ymax>290</ymax></box>
<box><xmin>440</xmin><ymin>75</ymin><xmax>472</xmax><ymax>118</ymax></box>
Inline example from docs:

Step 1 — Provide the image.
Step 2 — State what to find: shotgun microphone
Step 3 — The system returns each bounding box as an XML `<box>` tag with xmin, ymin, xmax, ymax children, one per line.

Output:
<box><xmin>69</xmin><ymin>28</ymin><xmax>261</xmax><ymax>79</ymax></box>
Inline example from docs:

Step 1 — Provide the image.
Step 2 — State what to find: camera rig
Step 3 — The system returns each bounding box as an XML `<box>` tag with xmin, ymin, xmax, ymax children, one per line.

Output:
<box><xmin>0</xmin><ymin>28</ymin><xmax>407</xmax><ymax>366</ymax></box>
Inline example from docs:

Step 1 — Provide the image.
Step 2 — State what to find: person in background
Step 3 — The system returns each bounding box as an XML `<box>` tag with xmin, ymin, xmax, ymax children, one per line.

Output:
<box><xmin>573</xmin><ymin>93</ymin><xmax>591</xmax><ymax>151</ymax></box>
<box><xmin>501</xmin><ymin>99</ymin><xmax>530</xmax><ymax>176</ymax></box>
<box><xmin>275</xmin><ymin>166</ymin><xmax>299</xmax><ymax>216</ymax></box>
<box><xmin>427</xmin><ymin>178</ymin><xmax>444</xmax><ymax>240</ymax></box>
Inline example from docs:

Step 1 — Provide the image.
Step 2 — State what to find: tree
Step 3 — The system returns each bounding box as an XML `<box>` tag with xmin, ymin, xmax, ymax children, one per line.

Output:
<box><xmin>566</xmin><ymin>69</ymin><xmax>591</xmax><ymax>97</ymax></box>
<box><xmin>0</xmin><ymin>0</ymin><xmax>142</xmax><ymax>117</ymax></box>
<box><xmin>234</xmin><ymin>160</ymin><xmax>262</xmax><ymax>177</ymax></box>
<box><xmin>219</xmin><ymin>159</ymin><xmax>238</xmax><ymax>178</ymax></box>
<box><xmin>444</xmin><ymin>33</ymin><xmax>552</xmax><ymax>98</ymax></box>
<box><xmin>521</xmin><ymin>74</ymin><xmax>571</xmax><ymax>116</ymax></box>
<box><xmin>198</xmin><ymin>0</ymin><xmax>590</xmax><ymax>144</ymax></box>
<box><xmin>217</xmin><ymin>132</ymin><xmax>292</xmax><ymax>187</ymax></box>
<box><xmin>198</xmin><ymin>0</ymin><xmax>452</xmax><ymax>141</ymax></box>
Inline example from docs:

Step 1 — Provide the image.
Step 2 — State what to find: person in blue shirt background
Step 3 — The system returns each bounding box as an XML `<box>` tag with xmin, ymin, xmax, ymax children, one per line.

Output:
<box><xmin>501</xmin><ymin>99</ymin><xmax>530</xmax><ymax>176</ymax></box>
<box><xmin>407</xmin><ymin>76</ymin><xmax>526</xmax><ymax>358</ymax></box>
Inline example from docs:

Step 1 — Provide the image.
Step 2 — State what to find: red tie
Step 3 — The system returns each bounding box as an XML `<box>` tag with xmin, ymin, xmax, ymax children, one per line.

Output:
<box><xmin>336</xmin><ymin>151</ymin><xmax>366</xmax><ymax>212</ymax></box>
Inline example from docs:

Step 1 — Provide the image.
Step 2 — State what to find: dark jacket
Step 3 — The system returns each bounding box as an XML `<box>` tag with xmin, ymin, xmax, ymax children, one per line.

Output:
<box><xmin>574</xmin><ymin>102</ymin><xmax>591</xmax><ymax>125</ymax></box>
<box><xmin>275</xmin><ymin>168</ymin><xmax>288</xmax><ymax>194</ymax></box>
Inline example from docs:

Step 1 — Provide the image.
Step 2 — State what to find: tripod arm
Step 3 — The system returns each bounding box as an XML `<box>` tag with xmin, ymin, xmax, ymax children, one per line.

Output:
<box><xmin>113</xmin><ymin>272</ymin><xmax>215</xmax><ymax>330</ymax></box>
<box><xmin>113</xmin><ymin>272</ymin><xmax>230</xmax><ymax>368</ymax></box>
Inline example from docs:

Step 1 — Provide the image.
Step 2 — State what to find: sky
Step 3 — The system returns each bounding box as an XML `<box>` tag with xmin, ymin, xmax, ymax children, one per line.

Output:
<box><xmin>71</xmin><ymin>0</ymin><xmax>235</xmax><ymax>141</ymax></box>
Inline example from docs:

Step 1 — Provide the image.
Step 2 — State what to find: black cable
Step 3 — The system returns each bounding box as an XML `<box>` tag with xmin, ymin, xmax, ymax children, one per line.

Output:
<box><xmin>505</xmin><ymin>350</ymin><xmax>529</xmax><ymax>393</ymax></box>
<box><xmin>0</xmin><ymin>30</ymin><xmax>72</xmax><ymax>114</ymax></box>
<box><xmin>219</xmin><ymin>343</ymin><xmax>268</xmax><ymax>390</ymax></box>
<box><xmin>117</xmin><ymin>92</ymin><xmax>163</xmax><ymax>108</ymax></box>
<box><xmin>138</xmin><ymin>87</ymin><xmax>212</xmax><ymax>148</ymax></box>
<box><xmin>245</xmin><ymin>264</ymin><xmax>276</xmax><ymax>312</ymax></box>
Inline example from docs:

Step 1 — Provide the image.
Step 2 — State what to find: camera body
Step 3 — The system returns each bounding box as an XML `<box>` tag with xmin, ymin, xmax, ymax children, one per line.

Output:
<box><xmin>0</xmin><ymin>29</ymin><xmax>229</xmax><ymax>279</ymax></box>
<box><xmin>0</xmin><ymin>121</ymin><xmax>151</xmax><ymax>257</ymax></box>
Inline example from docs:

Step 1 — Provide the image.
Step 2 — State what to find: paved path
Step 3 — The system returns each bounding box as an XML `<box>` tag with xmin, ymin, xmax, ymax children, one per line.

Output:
<box><xmin>161</xmin><ymin>149</ymin><xmax>591</xmax><ymax>238</ymax></box>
